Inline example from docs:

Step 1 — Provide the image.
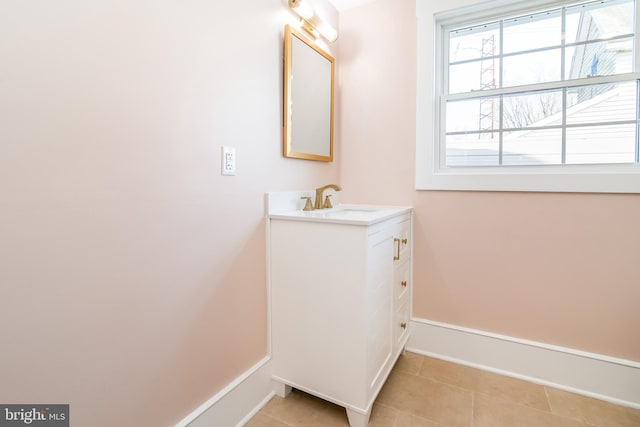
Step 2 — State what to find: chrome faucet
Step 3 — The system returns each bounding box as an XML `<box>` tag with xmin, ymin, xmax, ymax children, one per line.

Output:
<box><xmin>314</xmin><ymin>184</ymin><xmax>342</xmax><ymax>210</ymax></box>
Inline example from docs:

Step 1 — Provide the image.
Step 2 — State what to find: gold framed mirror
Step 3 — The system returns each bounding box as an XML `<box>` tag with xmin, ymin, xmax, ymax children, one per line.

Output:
<box><xmin>283</xmin><ymin>25</ymin><xmax>335</xmax><ymax>162</ymax></box>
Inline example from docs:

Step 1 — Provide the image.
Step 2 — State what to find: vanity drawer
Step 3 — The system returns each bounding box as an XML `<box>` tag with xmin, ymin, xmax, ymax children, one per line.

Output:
<box><xmin>393</xmin><ymin>259</ymin><xmax>410</xmax><ymax>303</ymax></box>
<box><xmin>392</xmin><ymin>216</ymin><xmax>411</xmax><ymax>264</ymax></box>
<box><xmin>394</xmin><ymin>295</ymin><xmax>410</xmax><ymax>347</ymax></box>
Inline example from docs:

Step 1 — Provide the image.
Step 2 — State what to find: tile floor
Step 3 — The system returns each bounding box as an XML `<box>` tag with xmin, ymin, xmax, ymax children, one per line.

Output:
<box><xmin>245</xmin><ymin>352</ymin><xmax>640</xmax><ymax>427</ymax></box>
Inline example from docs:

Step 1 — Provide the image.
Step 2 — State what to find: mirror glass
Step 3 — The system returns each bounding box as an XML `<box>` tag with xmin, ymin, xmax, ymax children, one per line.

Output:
<box><xmin>283</xmin><ymin>25</ymin><xmax>335</xmax><ymax>162</ymax></box>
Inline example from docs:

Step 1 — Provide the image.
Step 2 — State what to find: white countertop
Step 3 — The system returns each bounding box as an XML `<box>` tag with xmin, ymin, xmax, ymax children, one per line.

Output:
<box><xmin>268</xmin><ymin>204</ymin><xmax>412</xmax><ymax>226</ymax></box>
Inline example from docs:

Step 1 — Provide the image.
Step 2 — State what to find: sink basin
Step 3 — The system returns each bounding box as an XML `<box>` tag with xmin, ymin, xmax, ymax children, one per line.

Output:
<box><xmin>300</xmin><ymin>206</ymin><xmax>385</xmax><ymax>219</ymax></box>
<box><xmin>340</xmin><ymin>208</ymin><xmax>378</xmax><ymax>213</ymax></box>
<box><xmin>308</xmin><ymin>207</ymin><xmax>379</xmax><ymax>215</ymax></box>
<box><xmin>269</xmin><ymin>204</ymin><xmax>411</xmax><ymax>225</ymax></box>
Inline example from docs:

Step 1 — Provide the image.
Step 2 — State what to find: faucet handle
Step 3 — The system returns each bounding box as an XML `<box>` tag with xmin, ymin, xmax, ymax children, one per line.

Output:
<box><xmin>322</xmin><ymin>195</ymin><xmax>333</xmax><ymax>209</ymax></box>
<box><xmin>300</xmin><ymin>196</ymin><xmax>314</xmax><ymax>211</ymax></box>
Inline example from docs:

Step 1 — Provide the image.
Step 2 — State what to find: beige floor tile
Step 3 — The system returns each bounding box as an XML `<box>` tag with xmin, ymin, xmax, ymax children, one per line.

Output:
<box><xmin>376</xmin><ymin>370</ymin><xmax>472</xmax><ymax>427</ymax></box>
<box><xmin>546</xmin><ymin>387</ymin><xmax>640</xmax><ymax>427</ymax></box>
<box><xmin>260</xmin><ymin>390</ymin><xmax>331</xmax><ymax>425</ymax></box>
<box><xmin>308</xmin><ymin>402</ymin><xmax>404</xmax><ymax>427</ymax></box>
<box><xmin>473</xmin><ymin>392</ymin><xmax>589</xmax><ymax>427</ymax></box>
<box><xmin>627</xmin><ymin>406</ymin><xmax>640</xmax><ymax>426</ymax></box>
<box><xmin>474</xmin><ymin>370</ymin><xmax>551</xmax><ymax>411</ymax></box>
<box><xmin>368</xmin><ymin>403</ymin><xmax>399</xmax><ymax>427</ymax></box>
<box><xmin>395</xmin><ymin>411</ymin><xmax>446</xmax><ymax>427</ymax></box>
<box><xmin>418</xmin><ymin>357</ymin><xmax>481</xmax><ymax>391</ymax></box>
<box><xmin>244</xmin><ymin>412</ymin><xmax>290</xmax><ymax>427</ymax></box>
<box><xmin>302</xmin><ymin>403</ymin><xmax>351</xmax><ymax>427</ymax></box>
<box><xmin>393</xmin><ymin>352</ymin><xmax>424</xmax><ymax>376</ymax></box>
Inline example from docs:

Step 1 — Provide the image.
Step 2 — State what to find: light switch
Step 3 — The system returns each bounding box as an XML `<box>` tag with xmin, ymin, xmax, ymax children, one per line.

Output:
<box><xmin>222</xmin><ymin>146</ymin><xmax>236</xmax><ymax>176</ymax></box>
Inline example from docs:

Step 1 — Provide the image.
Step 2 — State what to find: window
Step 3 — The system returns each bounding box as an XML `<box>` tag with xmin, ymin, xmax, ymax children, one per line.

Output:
<box><xmin>416</xmin><ymin>0</ymin><xmax>640</xmax><ymax>192</ymax></box>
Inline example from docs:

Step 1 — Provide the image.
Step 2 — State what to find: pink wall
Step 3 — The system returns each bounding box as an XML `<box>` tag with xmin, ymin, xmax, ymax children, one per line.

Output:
<box><xmin>0</xmin><ymin>1</ymin><xmax>338</xmax><ymax>425</ymax></box>
<box><xmin>338</xmin><ymin>0</ymin><xmax>640</xmax><ymax>362</ymax></box>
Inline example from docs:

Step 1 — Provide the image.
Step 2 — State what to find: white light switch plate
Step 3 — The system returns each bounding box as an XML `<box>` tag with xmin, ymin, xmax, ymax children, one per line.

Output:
<box><xmin>222</xmin><ymin>146</ymin><xmax>236</xmax><ymax>176</ymax></box>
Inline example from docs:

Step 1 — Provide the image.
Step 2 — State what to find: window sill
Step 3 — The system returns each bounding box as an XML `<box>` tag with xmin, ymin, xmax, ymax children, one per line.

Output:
<box><xmin>415</xmin><ymin>163</ymin><xmax>640</xmax><ymax>193</ymax></box>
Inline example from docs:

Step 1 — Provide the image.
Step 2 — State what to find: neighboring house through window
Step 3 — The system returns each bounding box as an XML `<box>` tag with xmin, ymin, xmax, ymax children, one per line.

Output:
<box><xmin>416</xmin><ymin>0</ymin><xmax>640</xmax><ymax>192</ymax></box>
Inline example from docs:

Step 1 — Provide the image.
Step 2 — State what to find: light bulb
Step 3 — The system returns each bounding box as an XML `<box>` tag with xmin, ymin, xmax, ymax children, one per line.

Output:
<box><xmin>317</xmin><ymin>22</ymin><xmax>338</xmax><ymax>43</ymax></box>
<box><xmin>289</xmin><ymin>0</ymin><xmax>314</xmax><ymax>20</ymax></box>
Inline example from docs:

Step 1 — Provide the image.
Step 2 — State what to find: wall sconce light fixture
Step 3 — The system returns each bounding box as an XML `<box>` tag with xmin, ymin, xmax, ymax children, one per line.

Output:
<box><xmin>288</xmin><ymin>0</ymin><xmax>338</xmax><ymax>43</ymax></box>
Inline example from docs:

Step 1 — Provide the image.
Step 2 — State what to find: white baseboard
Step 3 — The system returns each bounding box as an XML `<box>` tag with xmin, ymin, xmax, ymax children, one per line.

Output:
<box><xmin>407</xmin><ymin>318</ymin><xmax>640</xmax><ymax>409</ymax></box>
<box><xmin>175</xmin><ymin>356</ymin><xmax>274</xmax><ymax>427</ymax></box>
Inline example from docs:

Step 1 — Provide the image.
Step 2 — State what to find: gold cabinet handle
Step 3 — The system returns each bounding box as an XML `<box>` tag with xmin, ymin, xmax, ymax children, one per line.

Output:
<box><xmin>402</xmin><ymin>238</ymin><xmax>408</xmax><ymax>245</ymax></box>
<box><xmin>393</xmin><ymin>238</ymin><xmax>400</xmax><ymax>260</ymax></box>
<box><xmin>401</xmin><ymin>280</ymin><xmax>407</xmax><ymax>288</ymax></box>
<box><xmin>400</xmin><ymin>322</ymin><xmax>407</xmax><ymax>329</ymax></box>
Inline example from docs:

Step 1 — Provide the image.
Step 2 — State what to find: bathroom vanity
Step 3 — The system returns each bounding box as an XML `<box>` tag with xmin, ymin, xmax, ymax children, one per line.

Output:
<box><xmin>267</xmin><ymin>193</ymin><xmax>412</xmax><ymax>427</ymax></box>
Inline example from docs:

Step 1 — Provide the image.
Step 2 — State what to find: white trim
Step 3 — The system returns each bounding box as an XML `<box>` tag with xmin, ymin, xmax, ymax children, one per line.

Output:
<box><xmin>407</xmin><ymin>317</ymin><xmax>640</xmax><ymax>408</ymax></box>
<box><xmin>435</xmin><ymin>0</ymin><xmax>586</xmax><ymax>24</ymax></box>
<box><xmin>175</xmin><ymin>356</ymin><xmax>274</xmax><ymax>427</ymax></box>
<box><xmin>445</xmin><ymin>73</ymin><xmax>640</xmax><ymax>101</ymax></box>
<box><xmin>420</xmin><ymin>318</ymin><xmax>640</xmax><ymax>368</ymax></box>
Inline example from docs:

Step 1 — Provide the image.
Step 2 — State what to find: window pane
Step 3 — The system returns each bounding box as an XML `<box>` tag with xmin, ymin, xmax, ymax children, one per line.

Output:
<box><xmin>503</xmin><ymin>90</ymin><xmax>563</xmax><ymax>129</ymax></box>
<box><xmin>449</xmin><ymin>60</ymin><xmax>500</xmax><ymax>94</ymax></box>
<box><xmin>567</xmin><ymin>81</ymin><xmax>638</xmax><ymax>124</ymax></box>
<box><xmin>503</xmin><ymin>10</ymin><xmax>562</xmax><ymax>54</ymax></box>
<box><xmin>565</xmin><ymin>0</ymin><xmax>634</xmax><ymax>44</ymax></box>
<box><xmin>446</xmin><ymin>98</ymin><xmax>499</xmax><ymax>133</ymax></box>
<box><xmin>503</xmin><ymin>128</ymin><xmax>563</xmax><ymax>165</ymax></box>
<box><xmin>566</xmin><ymin>124</ymin><xmax>636</xmax><ymax>164</ymax></box>
<box><xmin>503</xmin><ymin>49</ymin><xmax>561</xmax><ymax>87</ymax></box>
<box><xmin>446</xmin><ymin>134</ymin><xmax>500</xmax><ymax>166</ymax></box>
<box><xmin>449</xmin><ymin>24</ymin><xmax>500</xmax><ymax>63</ymax></box>
<box><xmin>566</xmin><ymin>39</ymin><xmax>633</xmax><ymax>79</ymax></box>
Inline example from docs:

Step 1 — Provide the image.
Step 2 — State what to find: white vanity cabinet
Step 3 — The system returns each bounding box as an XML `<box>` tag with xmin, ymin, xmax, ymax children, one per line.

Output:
<box><xmin>268</xmin><ymin>207</ymin><xmax>412</xmax><ymax>427</ymax></box>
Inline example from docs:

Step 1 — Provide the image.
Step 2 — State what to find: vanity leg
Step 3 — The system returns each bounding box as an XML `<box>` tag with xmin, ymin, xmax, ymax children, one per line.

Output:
<box><xmin>346</xmin><ymin>408</ymin><xmax>371</xmax><ymax>427</ymax></box>
<box><xmin>273</xmin><ymin>381</ymin><xmax>292</xmax><ymax>398</ymax></box>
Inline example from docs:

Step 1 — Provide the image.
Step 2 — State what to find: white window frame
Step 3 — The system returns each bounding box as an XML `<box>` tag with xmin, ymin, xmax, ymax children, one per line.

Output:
<box><xmin>416</xmin><ymin>0</ymin><xmax>640</xmax><ymax>193</ymax></box>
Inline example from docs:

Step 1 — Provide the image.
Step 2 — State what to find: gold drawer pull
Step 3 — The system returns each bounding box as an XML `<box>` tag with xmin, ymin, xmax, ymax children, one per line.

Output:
<box><xmin>402</xmin><ymin>238</ymin><xmax>408</xmax><ymax>245</ymax></box>
<box><xmin>400</xmin><ymin>322</ymin><xmax>407</xmax><ymax>329</ymax></box>
<box><xmin>401</xmin><ymin>280</ymin><xmax>407</xmax><ymax>288</ymax></box>
<box><xmin>393</xmin><ymin>238</ymin><xmax>400</xmax><ymax>260</ymax></box>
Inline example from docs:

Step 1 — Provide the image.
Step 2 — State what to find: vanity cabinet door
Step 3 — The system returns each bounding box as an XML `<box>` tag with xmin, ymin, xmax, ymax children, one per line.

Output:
<box><xmin>365</xmin><ymin>221</ymin><xmax>394</xmax><ymax>396</ymax></box>
<box><xmin>270</xmin><ymin>220</ymin><xmax>373</xmax><ymax>407</ymax></box>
